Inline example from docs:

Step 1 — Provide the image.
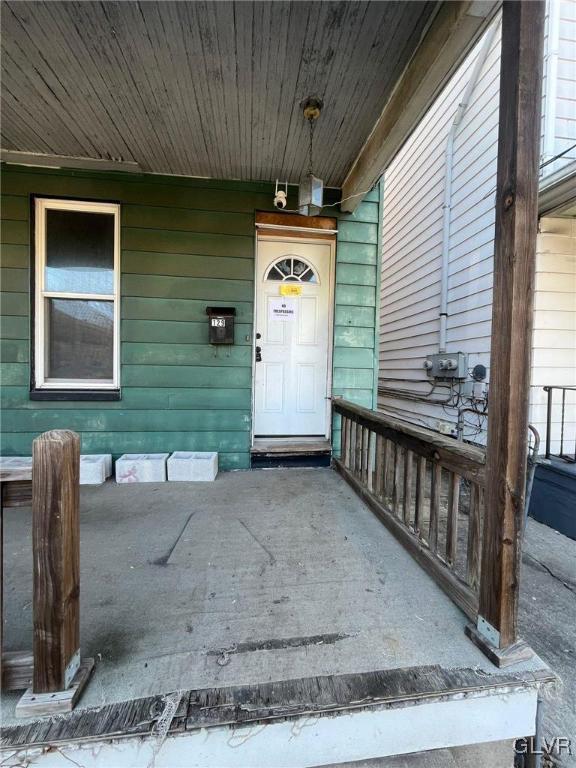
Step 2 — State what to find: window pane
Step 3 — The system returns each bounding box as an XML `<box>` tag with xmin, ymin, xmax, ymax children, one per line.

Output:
<box><xmin>45</xmin><ymin>210</ymin><xmax>114</xmax><ymax>294</ymax></box>
<box><xmin>266</xmin><ymin>256</ymin><xmax>317</xmax><ymax>282</ymax></box>
<box><xmin>47</xmin><ymin>299</ymin><xmax>114</xmax><ymax>380</ymax></box>
<box><xmin>275</xmin><ymin>258</ymin><xmax>291</xmax><ymax>277</ymax></box>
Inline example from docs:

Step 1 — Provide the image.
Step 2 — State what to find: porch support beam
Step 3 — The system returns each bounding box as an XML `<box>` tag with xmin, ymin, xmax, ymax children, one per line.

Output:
<box><xmin>340</xmin><ymin>1</ymin><xmax>497</xmax><ymax>212</ymax></box>
<box><xmin>472</xmin><ymin>0</ymin><xmax>545</xmax><ymax>662</ymax></box>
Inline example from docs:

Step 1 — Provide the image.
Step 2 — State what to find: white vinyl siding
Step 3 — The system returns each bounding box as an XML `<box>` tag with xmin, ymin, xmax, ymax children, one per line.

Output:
<box><xmin>530</xmin><ymin>217</ymin><xmax>576</xmax><ymax>455</ymax></box>
<box><xmin>379</xmin><ymin>0</ymin><xmax>576</xmax><ymax>444</ymax></box>
<box><xmin>379</xmin><ymin>21</ymin><xmax>501</xmax><ymax>436</ymax></box>
<box><xmin>540</xmin><ymin>0</ymin><xmax>576</xmax><ymax>178</ymax></box>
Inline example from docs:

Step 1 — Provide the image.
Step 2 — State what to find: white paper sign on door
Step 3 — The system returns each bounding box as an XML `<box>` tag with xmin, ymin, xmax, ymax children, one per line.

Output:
<box><xmin>269</xmin><ymin>297</ymin><xmax>298</xmax><ymax>323</ymax></box>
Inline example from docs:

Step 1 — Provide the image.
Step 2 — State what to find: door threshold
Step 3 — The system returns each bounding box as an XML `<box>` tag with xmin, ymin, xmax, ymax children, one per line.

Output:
<box><xmin>251</xmin><ymin>438</ymin><xmax>331</xmax><ymax>456</ymax></box>
<box><xmin>251</xmin><ymin>438</ymin><xmax>332</xmax><ymax>468</ymax></box>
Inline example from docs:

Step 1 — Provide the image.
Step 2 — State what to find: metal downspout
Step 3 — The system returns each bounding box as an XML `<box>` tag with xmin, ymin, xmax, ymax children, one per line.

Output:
<box><xmin>439</xmin><ymin>21</ymin><xmax>499</xmax><ymax>352</ymax></box>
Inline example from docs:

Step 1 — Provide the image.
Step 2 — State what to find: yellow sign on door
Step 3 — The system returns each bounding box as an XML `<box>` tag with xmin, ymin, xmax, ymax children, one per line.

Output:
<box><xmin>280</xmin><ymin>284</ymin><xmax>302</xmax><ymax>297</ymax></box>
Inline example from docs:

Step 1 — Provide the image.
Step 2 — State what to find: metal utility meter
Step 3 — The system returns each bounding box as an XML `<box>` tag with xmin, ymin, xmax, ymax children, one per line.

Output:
<box><xmin>206</xmin><ymin>307</ymin><xmax>236</xmax><ymax>345</ymax></box>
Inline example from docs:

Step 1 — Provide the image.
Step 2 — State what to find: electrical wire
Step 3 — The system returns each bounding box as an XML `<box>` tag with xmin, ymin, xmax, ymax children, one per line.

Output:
<box><xmin>322</xmin><ymin>186</ymin><xmax>377</xmax><ymax>209</ymax></box>
<box><xmin>482</xmin><ymin>142</ymin><xmax>576</xmax><ymax>201</ymax></box>
<box><xmin>539</xmin><ymin>142</ymin><xmax>576</xmax><ymax>170</ymax></box>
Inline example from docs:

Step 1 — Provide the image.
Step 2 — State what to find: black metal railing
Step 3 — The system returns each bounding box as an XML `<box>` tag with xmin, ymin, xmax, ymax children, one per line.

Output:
<box><xmin>544</xmin><ymin>386</ymin><xmax>576</xmax><ymax>463</ymax></box>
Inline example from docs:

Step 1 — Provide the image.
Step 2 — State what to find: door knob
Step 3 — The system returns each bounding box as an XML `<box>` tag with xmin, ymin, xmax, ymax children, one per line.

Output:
<box><xmin>255</xmin><ymin>346</ymin><xmax>262</xmax><ymax>362</ymax></box>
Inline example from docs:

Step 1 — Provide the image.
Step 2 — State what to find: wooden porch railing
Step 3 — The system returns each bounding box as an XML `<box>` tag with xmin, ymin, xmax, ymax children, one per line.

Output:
<box><xmin>332</xmin><ymin>399</ymin><xmax>486</xmax><ymax>621</ymax></box>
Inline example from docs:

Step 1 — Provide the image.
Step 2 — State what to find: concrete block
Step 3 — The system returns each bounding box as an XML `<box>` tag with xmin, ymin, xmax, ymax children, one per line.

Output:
<box><xmin>83</xmin><ymin>454</ymin><xmax>112</xmax><ymax>478</ymax></box>
<box><xmin>115</xmin><ymin>454</ymin><xmax>168</xmax><ymax>483</ymax></box>
<box><xmin>80</xmin><ymin>455</ymin><xmax>108</xmax><ymax>485</ymax></box>
<box><xmin>167</xmin><ymin>452</ymin><xmax>218</xmax><ymax>482</ymax></box>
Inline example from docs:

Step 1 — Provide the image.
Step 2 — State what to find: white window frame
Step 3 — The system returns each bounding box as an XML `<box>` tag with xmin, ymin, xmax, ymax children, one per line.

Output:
<box><xmin>34</xmin><ymin>198</ymin><xmax>121</xmax><ymax>390</ymax></box>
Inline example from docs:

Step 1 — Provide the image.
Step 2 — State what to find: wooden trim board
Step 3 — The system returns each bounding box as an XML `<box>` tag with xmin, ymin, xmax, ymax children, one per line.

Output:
<box><xmin>251</xmin><ymin>439</ymin><xmax>332</xmax><ymax>456</ymax></box>
<box><xmin>1</xmin><ymin>663</ymin><xmax>554</xmax><ymax>749</ymax></box>
<box><xmin>15</xmin><ymin>658</ymin><xmax>95</xmax><ymax>718</ymax></box>
<box><xmin>255</xmin><ymin>211</ymin><xmax>337</xmax><ymax>231</ymax></box>
<box><xmin>341</xmin><ymin>2</ymin><xmax>498</xmax><ymax>211</ymax></box>
<box><xmin>1</xmin><ymin>650</ymin><xmax>33</xmax><ymax>691</ymax></box>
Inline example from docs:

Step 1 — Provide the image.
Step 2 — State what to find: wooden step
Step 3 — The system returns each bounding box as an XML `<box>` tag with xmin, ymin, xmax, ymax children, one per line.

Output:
<box><xmin>251</xmin><ymin>439</ymin><xmax>331</xmax><ymax>457</ymax></box>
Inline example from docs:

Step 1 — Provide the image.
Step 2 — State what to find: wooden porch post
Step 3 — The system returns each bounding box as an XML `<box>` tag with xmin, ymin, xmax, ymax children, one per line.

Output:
<box><xmin>32</xmin><ymin>430</ymin><xmax>81</xmax><ymax>693</ymax></box>
<box><xmin>466</xmin><ymin>0</ymin><xmax>545</xmax><ymax>666</ymax></box>
<box><xmin>15</xmin><ymin>430</ymin><xmax>94</xmax><ymax>717</ymax></box>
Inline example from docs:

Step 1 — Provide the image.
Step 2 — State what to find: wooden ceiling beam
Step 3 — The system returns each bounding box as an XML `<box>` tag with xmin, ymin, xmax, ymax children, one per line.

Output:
<box><xmin>340</xmin><ymin>1</ymin><xmax>498</xmax><ymax>212</ymax></box>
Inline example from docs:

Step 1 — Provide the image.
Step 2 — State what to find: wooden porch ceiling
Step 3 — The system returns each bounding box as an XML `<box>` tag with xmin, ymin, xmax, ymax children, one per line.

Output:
<box><xmin>1</xmin><ymin>1</ymin><xmax>494</xmax><ymax>194</ymax></box>
<box><xmin>0</xmin><ymin>0</ymin><xmax>433</xmax><ymax>185</ymax></box>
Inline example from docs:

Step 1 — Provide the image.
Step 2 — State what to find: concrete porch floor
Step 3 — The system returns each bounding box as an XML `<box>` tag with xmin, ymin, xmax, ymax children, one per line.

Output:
<box><xmin>2</xmin><ymin>468</ymin><xmax>549</xmax><ymax>735</ymax></box>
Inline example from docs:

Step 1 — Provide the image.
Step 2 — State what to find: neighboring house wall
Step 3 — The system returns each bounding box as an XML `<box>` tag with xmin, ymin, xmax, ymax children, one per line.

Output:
<box><xmin>531</xmin><ymin>216</ymin><xmax>576</xmax><ymax>454</ymax></box>
<box><xmin>378</xmin><ymin>21</ymin><xmax>501</xmax><ymax>438</ymax></box>
<box><xmin>0</xmin><ymin>166</ymin><xmax>379</xmax><ymax>467</ymax></box>
<box><xmin>378</xmin><ymin>1</ymin><xmax>576</xmax><ymax>447</ymax></box>
<box><xmin>541</xmin><ymin>0</ymin><xmax>576</xmax><ymax>179</ymax></box>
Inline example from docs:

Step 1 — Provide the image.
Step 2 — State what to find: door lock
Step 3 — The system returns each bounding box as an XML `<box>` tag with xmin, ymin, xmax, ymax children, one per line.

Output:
<box><xmin>255</xmin><ymin>345</ymin><xmax>262</xmax><ymax>362</ymax></box>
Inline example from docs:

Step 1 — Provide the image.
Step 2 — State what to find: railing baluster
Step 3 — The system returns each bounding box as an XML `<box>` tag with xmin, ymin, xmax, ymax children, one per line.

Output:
<box><xmin>341</xmin><ymin>416</ymin><xmax>348</xmax><ymax>468</ymax></box>
<box><xmin>446</xmin><ymin>473</ymin><xmax>460</xmax><ymax>566</ymax></box>
<box><xmin>543</xmin><ymin>385</ymin><xmax>576</xmax><ymax>463</ymax></box>
<box><xmin>375</xmin><ymin>433</ymin><xmax>384</xmax><ymax>499</ymax></box>
<box><xmin>403</xmin><ymin>449</ymin><xmax>413</xmax><ymax>526</ymax></box>
<box><xmin>467</xmin><ymin>483</ymin><xmax>482</xmax><ymax>590</ymax></box>
<box><xmin>385</xmin><ymin>439</ymin><xmax>394</xmax><ymax>503</ymax></box>
<box><xmin>393</xmin><ymin>445</ymin><xmax>403</xmax><ymax>516</ymax></box>
<box><xmin>362</xmin><ymin>427</ymin><xmax>370</xmax><ymax>486</ymax></box>
<box><xmin>429</xmin><ymin>463</ymin><xmax>441</xmax><ymax>553</ymax></box>
<box><xmin>561</xmin><ymin>388</ymin><xmax>566</xmax><ymax>457</ymax></box>
<box><xmin>367</xmin><ymin>430</ymin><xmax>373</xmax><ymax>491</ymax></box>
<box><xmin>545</xmin><ymin>386</ymin><xmax>552</xmax><ymax>459</ymax></box>
<box><xmin>355</xmin><ymin>420</ymin><xmax>362</xmax><ymax>478</ymax></box>
<box><xmin>415</xmin><ymin>455</ymin><xmax>426</xmax><ymax>535</ymax></box>
<box><xmin>348</xmin><ymin>420</ymin><xmax>355</xmax><ymax>473</ymax></box>
<box><xmin>347</xmin><ymin>418</ymin><xmax>353</xmax><ymax>469</ymax></box>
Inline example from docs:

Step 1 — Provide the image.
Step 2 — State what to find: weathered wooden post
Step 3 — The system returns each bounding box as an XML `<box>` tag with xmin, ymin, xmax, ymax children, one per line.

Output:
<box><xmin>465</xmin><ymin>0</ymin><xmax>545</xmax><ymax>666</ymax></box>
<box><xmin>16</xmin><ymin>430</ymin><xmax>94</xmax><ymax>716</ymax></box>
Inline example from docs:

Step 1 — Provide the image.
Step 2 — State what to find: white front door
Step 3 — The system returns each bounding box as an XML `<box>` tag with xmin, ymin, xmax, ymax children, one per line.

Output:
<box><xmin>254</xmin><ymin>237</ymin><xmax>333</xmax><ymax>437</ymax></box>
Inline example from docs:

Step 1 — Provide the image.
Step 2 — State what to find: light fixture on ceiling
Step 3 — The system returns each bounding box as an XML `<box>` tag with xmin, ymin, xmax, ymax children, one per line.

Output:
<box><xmin>298</xmin><ymin>97</ymin><xmax>324</xmax><ymax>216</ymax></box>
<box><xmin>273</xmin><ymin>179</ymin><xmax>288</xmax><ymax>209</ymax></box>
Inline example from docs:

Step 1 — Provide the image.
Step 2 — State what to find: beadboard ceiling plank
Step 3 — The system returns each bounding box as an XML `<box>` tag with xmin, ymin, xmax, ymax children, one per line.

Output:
<box><xmin>1</xmin><ymin>0</ymin><xmax>444</xmax><ymax>186</ymax></box>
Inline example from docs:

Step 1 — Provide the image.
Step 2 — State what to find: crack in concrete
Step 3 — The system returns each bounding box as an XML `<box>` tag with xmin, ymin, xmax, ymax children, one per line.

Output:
<box><xmin>152</xmin><ymin>512</ymin><xmax>196</xmax><ymax>566</ymax></box>
<box><xmin>238</xmin><ymin>518</ymin><xmax>277</xmax><ymax>565</ymax></box>
<box><xmin>524</xmin><ymin>552</ymin><xmax>576</xmax><ymax>596</ymax></box>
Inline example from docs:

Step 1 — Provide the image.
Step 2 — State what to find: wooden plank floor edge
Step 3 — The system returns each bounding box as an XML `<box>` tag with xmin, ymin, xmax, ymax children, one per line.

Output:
<box><xmin>1</xmin><ymin>650</ymin><xmax>33</xmax><ymax>691</ymax></box>
<box><xmin>1</xmin><ymin>664</ymin><xmax>555</xmax><ymax>748</ymax></box>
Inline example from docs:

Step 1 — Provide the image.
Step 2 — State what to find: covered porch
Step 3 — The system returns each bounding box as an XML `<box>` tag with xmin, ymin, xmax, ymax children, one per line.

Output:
<box><xmin>0</xmin><ymin>0</ymin><xmax>555</xmax><ymax>763</ymax></box>
<box><xmin>1</xmin><ymin>463</ymin><xmax>553</xmax><ymax>764</ymax></box>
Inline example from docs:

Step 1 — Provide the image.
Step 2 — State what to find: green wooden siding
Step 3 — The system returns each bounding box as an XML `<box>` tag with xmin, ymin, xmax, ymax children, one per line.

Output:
<box><xmin>0</xmin><ymin>165</ymin><xmax>379</xmax><ymax>468</ymax></box>
<box><xmin>331</xmin><ymin>185</ymin><xmax>381</xmax><ymax>455</ymax></box>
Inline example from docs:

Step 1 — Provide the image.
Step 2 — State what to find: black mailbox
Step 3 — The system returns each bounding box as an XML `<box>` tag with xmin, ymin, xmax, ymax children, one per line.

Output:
<box><xmin>206</xmin><ymin>306</ymin><xmax>236</xmax><ymax>345</ymax></box>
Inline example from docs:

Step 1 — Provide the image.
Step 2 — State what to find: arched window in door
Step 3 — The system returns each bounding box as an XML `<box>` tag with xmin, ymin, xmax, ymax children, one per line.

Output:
<box><xmin>265</xmin><ymin>256</ymin><xmax>318</xmax><ymax>283</ymax></box>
